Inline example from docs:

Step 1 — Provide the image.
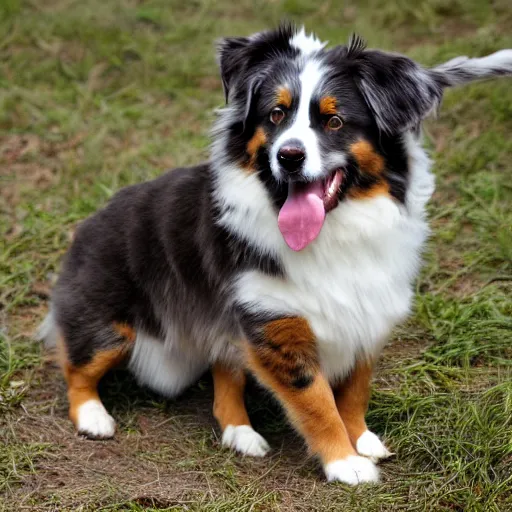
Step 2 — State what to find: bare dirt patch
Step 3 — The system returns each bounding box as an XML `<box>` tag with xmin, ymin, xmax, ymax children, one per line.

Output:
<box><xmin>2</xmin><ymin>358</ymin><xmax>318</xmax><ymax>511</ymax></box>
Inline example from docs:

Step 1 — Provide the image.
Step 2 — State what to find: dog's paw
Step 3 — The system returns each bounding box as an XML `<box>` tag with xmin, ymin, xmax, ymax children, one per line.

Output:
<box><xmin>324</xmin><ymin>455</ymin><xmax>379</xmax><ymax>485</ymax></box>
<box><xmin>222</xmin><ymin>425</ymin><xmax>270</xmax><ymax>457</ymax></box>
<box><xmin>356</xmin><ymin>430</ymin><xmax>393</xmax><ymax>462</ymax></box>
<box><xmin>76</xmin><ymin>400</ymin><xmax>116</xmax><ymax>439</ymax></box>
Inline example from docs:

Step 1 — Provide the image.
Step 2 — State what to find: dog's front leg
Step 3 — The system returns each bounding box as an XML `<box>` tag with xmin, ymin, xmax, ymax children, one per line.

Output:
<box><xmin>212</xmin><ymin>363</ymin><xmax>270</xmax><ymax>457</ymax></box>
<box><xmin>333</xmin><ymin>360</ymin><xmax>392</xmax><ymax>462</ymax></box>
<box><xmin>243</xmin><ymin>315</ymin><xmax>379</xmax><ymax>485</ymax></box>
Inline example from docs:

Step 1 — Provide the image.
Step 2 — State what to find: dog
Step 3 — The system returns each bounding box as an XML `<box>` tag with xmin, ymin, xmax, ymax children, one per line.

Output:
<box><xmin>38</xmin><ymin>24</ymin><xmax>512</xmax><ymax>485</ymax></box>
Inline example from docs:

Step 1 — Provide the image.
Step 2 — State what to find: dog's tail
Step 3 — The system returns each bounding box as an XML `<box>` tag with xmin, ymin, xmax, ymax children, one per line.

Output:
<box><xmin>432</xmin><ymin>50</ymin><xmax>512</xmax><ymax>87</ymax></box>
<box><xmin>35</xmin><ymin>307</ymin><xmax>59</xmax><ymax>349</ymax></box>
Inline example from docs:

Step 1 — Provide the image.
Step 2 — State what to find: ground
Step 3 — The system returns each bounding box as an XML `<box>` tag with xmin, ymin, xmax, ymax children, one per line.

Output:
<box><xmin>1</xmin><ymin>1</ymin><xmax>511</xmax><ymax>511</ymax></box>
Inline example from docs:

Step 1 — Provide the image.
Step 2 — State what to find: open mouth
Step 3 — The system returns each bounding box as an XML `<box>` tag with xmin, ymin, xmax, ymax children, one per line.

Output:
<box><xmin>277</xmin><ymin>169</ymin><xmax>344</xmax><ymax>251</ymax></box>
<box><xmin>323</xmin><ymin>169</ymin><xmax>344</xmax><ymax>212</ymax></box>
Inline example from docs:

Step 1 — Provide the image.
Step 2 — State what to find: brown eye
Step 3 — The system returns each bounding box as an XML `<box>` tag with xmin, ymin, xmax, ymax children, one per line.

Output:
<box><xmin>327</xmin><ymin>115</ymin><xmax>343</xmax><ymax>130</ymax></box>
<box><xmin>270</xmin><ymin>107</ymin><xmax>285</xmax><ymax>125</ymax></box>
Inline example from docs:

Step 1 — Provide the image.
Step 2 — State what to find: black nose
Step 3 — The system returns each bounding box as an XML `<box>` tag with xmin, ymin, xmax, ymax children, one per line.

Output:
<box><xmin>277</xmin><ymin>140</ymin><xmax>305</xmax><ymax>172</ymax></box>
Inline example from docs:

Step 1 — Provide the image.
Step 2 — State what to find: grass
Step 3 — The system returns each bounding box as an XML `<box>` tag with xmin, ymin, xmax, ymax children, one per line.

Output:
<box><xmin>0</xmin><ymin>0</ymin><xmax>511</xmax><ymax>510</ymax></box>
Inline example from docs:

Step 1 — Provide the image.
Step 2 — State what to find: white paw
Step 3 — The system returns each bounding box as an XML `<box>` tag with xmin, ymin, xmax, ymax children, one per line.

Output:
<box><xmin>324</xmin><ymin>455</ymin><xmax>379</xmax><ymax>485</ymax></box>
<box><xmin>356</xmin><ymin>430</ymin><xmax>393</xmax><ymax>462</ymax></box>
<box><xmin>222</xmin><ymin>425</ymin><xmax>270</xmax><ymax>457</ymax></box>
<box><xmin>76</xmin><ymin>400</ymin><xmax>116</xmax><ymax>439</ymax></box>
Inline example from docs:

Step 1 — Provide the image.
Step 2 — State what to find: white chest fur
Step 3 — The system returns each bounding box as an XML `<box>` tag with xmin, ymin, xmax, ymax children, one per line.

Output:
<box><xmin>214</xmin><ymin>134</ymin><xmax>435</xmax><ymax>382</ymax></box>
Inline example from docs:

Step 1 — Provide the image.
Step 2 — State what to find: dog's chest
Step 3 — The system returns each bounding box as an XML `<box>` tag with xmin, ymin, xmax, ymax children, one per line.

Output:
<box><xmin>235</xmin><ymin>199</ymin><xmax>429</xmax><ymax>381</ymax></box>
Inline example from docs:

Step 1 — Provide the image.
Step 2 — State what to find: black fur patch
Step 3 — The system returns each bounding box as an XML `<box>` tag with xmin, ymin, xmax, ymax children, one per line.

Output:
<box><xmin>347</xmin><ymin>49</ymin><xmax>443</xmax><ymax>135</ymax></box>
<box><xmin>217</xmin><ymin>23</ymin><xmax>299</xmax><ymax>102</ymax></box>
<box><xmin>218</xmin><ymin>23</ymin><xmax>300</xmax><ymax>128</ymax></box>
<box><xmin>53</xmin><ymin>164</ymin><xmax>283</xmax><ymax>366</ymax></box>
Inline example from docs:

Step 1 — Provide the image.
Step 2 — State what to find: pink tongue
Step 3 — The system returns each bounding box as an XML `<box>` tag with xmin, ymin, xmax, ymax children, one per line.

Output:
<box><xmin>278</xmin><ymin>181</ymin><xmax>326</xmax><ymax>251</ymax></box>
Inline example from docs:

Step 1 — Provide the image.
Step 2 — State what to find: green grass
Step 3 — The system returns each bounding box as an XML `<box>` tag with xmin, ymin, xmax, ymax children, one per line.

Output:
<box><xmin>1</xmin><ymin>0</ymin><xmax>511</xmax><ymax>510</ymax></box>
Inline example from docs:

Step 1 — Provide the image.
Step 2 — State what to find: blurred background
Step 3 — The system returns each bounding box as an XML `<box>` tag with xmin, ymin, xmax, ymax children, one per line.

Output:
<box><xmin>1</xmin><ymin>1</ymin><xmax>511</xmax><ymax>511</ymax></box>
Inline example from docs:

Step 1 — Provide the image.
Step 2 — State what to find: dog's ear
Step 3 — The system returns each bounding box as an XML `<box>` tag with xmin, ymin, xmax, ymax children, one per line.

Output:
<box><xmin>216</xmin><ymin>23</ymin><xmax>299</xmax><ymax>131</ymax></box>
<box><xmin>217</xmin><ymin>36</ymin><xmax>251</xmax><ymax>103</ymax></box>
<box><xmin>345</xmin><ymin>36</ymin><xmax>512</xmax><ymax>135</ymax></box>
<box><xmin>217</xmin><ymin>23</ymin><xmax>301</xmax><ymax>103</ymax></box>
<box><xmin>216</xmin><ymin>37</ymin><xmax>267</xmax><ymax>130</ymax></box>
<box><xmin>345</xmin><ymin>36</ymin><xmax>443</xmax><ymax>135</ymax></box>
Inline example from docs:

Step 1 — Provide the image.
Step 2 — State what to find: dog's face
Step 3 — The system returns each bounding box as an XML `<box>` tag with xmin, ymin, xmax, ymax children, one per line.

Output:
<box><xmin>216</xmin><ymin>24</ymin><xmax>512</xmax><ymax>250</ymax></box>
<box><xmin>253</xmin><ymin>52</ymin><xmax>375</xmax><ymax>208</ymax></box>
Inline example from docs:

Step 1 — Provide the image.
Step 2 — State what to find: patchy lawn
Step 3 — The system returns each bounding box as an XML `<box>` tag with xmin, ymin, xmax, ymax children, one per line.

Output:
<box><xmin>1</xmin><ymin>1</ymin><xmax>511</xmax><ymax>510</ymax></box>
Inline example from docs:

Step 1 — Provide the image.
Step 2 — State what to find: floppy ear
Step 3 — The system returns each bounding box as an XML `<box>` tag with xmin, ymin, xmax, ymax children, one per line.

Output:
<box><xmin>216</xmin><ymin>23</ymin><xmax>299</xmax><ymax>131</ymax></box>
<box><xmin>216</xmin><ymin>36</ymin><xmax>264</xmax><ymax>131</ymax></box>
<box><xmin>217</xmin><ymin>23</ymin><xmax>298</xmax><ymax>104</ymax></box>
<box><xmin>216</xmin><ymin>37</ymin><xmax>266</xmax><ymax>131</ymax></box>
<box><xmin>217</xmin><ymin>36</ymin><xmax>251</xmax><ymax>103</ymax></box>
<box><xmin>348</xmin><ymin>36</ymin><xmax>512</xmax><ymax>135</ymax></box>
<box><xmin>347</xmin><ymin>39</ymin><xmax>443</xmax><ymax>134</ymax></box>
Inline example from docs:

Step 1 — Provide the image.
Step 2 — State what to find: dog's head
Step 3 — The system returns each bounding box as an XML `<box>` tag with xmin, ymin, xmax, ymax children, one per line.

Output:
<box><xmin>215</xmin><ymin>24</ymin><xmax>512</xmax><ymax>251</ymax></box>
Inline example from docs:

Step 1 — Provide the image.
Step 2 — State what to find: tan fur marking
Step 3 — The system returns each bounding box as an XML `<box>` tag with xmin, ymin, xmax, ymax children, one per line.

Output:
<box><xmin>350</xmin><ymin>140</ymin><xmax>385</xmax><ymax>175</ymax></box>
<box><xmin>247</xmin><ymin>343</ymin><xmax>356</xmax><ymax>464</ymax></box>
<box><xmin>263</xmin><ymin>317</ymin><xmax>315</xmax><ymax>347</ymax></box>
<box><xmin>259</xmin><ymin>318</ymin><xmax>319</xmax><ymax>387</ymax></box>
<box><xmin>113</xmin><ymin>322</ymin><xmax>137</xmax><ymax>343</ymax></box>
<box><xmin>319</xmin><ymin>96</ymin><xmax>338</xmax><ymax>115</ymax></box>
<box><xmin>212</xmin><ymin>364</ymin><xmax>251</xmax><ymax>430</ymax></box>
<box><xmin>245</xmin><ymin>127</ymin><xmax>267</xmax><ymax>171</ymax></box>
<box><xmin>334</xmin><ymin>359</ymin><xmax>374</xmax><ymax>446</ymax></box>
<box><xmin>276</xmin><ymin>87</ymin><xmax>292</xmax><ymax>108</ymax></box>
<box><xmin>348</xmin><ymin>181</ymin><xmax>390</xmax><ymax>200</ymax></box>
<box><xmin>63</xmin><ymin>344</ymin><xmax>131</xmax><ymax>426</ymax></box>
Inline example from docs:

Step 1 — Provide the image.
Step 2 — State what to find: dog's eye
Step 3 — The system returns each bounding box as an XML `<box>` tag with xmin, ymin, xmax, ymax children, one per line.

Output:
<box><xmin>327</xmin><ymin>115</ymin><xmax>343</xmax><ymax>131</ymax></box>
<box><xmin>270</xmin><ymin>107</ymin><xmax>285</xmax><ymax>125</ymax></box>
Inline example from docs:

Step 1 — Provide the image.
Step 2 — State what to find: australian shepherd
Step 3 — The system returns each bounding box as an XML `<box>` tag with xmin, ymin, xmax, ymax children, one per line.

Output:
<box><xmin>38</xmin><ymin>24</ymin><xmax>512</xmax><ymax>485</ymax></box>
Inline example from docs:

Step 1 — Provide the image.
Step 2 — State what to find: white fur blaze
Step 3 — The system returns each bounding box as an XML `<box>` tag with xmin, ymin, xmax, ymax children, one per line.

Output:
<box><xmin>270</xmin><ymin>59</ymin><xmax>325</xmax><ymax>181</ymax></box>
<box><xmin>222</xmin><ymin>425</ymin><xmax>270</xmax><ymax>457</ymax></box>
<box><xmin>356</xmin><ymin>430</ymin><xmax>393</xmax><ymax>462</ymax></box>
<box><xmin>289</xmin><ymin>26</ymin><xmax>326</xmax><ymax>56</ymax></box>
<box><xmin>324</xmin><ymin>455</ymin><xmax>380</xmax><ymax>485</ymax></box>
<box><xmin>76</xmin><ymin>399</ymin><xmax>116</xmax><ymax>439</ymax></box>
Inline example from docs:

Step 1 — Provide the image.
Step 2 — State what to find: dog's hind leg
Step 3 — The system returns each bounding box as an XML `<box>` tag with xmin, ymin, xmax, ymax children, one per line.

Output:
<box><xmin>58</xmin><ymin>323</ymin><xmax>135</xmax><ymax>439</ymax></box>
<box><xmin>212</xmin><ymin>363</ymin><xmax>270</xmax><ymax>457</ymax></box>
<box><xmin>333</xmin><ymin>359</ymin><xmax>392</xmax><ymax>462</ymax></box>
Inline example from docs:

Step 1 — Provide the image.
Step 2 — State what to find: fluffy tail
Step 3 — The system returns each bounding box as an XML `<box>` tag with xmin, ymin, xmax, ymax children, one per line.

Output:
<box><xmin>432</xmin><ymin>50</ymin><xmax>512</xmax><ymax>87</ymax></box>
<box><xmin>35</xmin><ymin>308</ymin><xmax>59</xmax><ymax>349</ymax></box>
